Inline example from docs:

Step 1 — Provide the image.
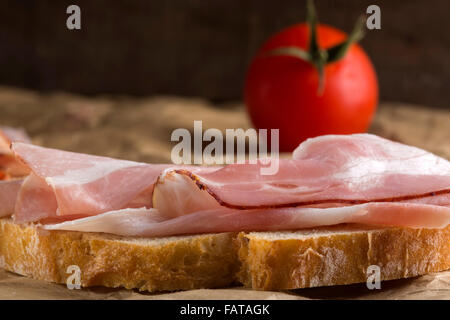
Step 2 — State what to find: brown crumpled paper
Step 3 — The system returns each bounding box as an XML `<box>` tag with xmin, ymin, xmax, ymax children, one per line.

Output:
<box><xmin>0</xmin><ymin>86</ymin><xmax>449</xmax><ymax>300</ymax></box>
<box><xmin>1</xmin><ymin>269</ymin><xmax>449</xmax><ymax>300</ymax></box>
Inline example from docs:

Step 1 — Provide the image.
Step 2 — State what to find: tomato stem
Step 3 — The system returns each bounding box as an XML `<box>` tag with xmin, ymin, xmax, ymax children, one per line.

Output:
<box><xmin>306</xmin><ymin>0</ymin><xmax>326</xmax><ymax>94</ymax></box>
<box><xmin>326</xmin><ymin>15</ymin><xmax>366</xmax><ymax>63</ymax></box>
<box><xmin>262</xmin><ymin>0</ymin><xmax>366</xmax><ymax>95</ymax></box>
<box><xmin>307</xmin><ymin>0</ymin><xmax>319</xmax><ymax>55</ymax></box>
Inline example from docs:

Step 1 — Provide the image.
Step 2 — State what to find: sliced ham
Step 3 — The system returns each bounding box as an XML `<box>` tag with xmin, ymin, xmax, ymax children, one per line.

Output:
<box><xmin>152</xmin><ymin>134</ymin><xmax>450</xmax><ymax>218</ymax></box>
<box><xmin>12</xmin><ymin>143</ymin><xmax>172</xmax><ymax>222</ymax></box>
<box><xmin>14</xmin><ymin>174</ymin><xmax>58</xmax><ymax>222</ymax></box>
<box><xmin>11</xmin><ymin>142</ymin><xmax>220</xmax><ymax>223</ymax></box>
<box><xmin>42</xmin><ymin>202</ymin><xmax>450</xmax><ymax>237</ymax></box>
<box><xmin>8</xmin><ymin>133</ymin><xmax>450</xmax><ymax>236</ymax></box>
<box><xmin>0</xmin><ymin>179</ymin><xmax>23</xmax><ymax>217</ymax></box>
<box><xmin>0</xmin><ymin>154</ymin><xmax>30</xmax><ymax>178</ymax></box>
<box><xmin>0</xmin><ymin>126</ymin><xmax>31</xmax><ymax>155</ymax></box>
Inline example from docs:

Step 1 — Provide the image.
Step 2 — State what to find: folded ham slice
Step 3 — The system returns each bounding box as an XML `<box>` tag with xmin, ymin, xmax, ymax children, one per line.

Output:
<box><xmin>0</xmin><ymin>179</ymin><xmax>23</xmax><ymax>217</ymax></box>
<box><xmin>42</xmin><ymin>202</ymin><xmax>450</xmax><ymax>237</ymax></box>
<box><xmin>12</xmin><ymin>143</ymin><xmax>172</xmax><ymax>222</ymax></box>
<box><xmin>12</xmin><ymin>143</ymin><xmax>220</xmax><ymax>223</ymax></box>
<box><xmin>152</xmin><ymin>134</ymin><xmax>450</xmax><ymax>217</ymax></box>
<box><xmin>7</xmin><ymin>133</ymin><xmax>450</xmax><ymax>236</ymax></box>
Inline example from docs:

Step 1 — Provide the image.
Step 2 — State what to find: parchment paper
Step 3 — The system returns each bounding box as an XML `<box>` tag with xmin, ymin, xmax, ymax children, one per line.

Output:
<box><xmin>0</xmin><ymin>86</ymin><xmax>449</xmax><ymax>300</ymax></box>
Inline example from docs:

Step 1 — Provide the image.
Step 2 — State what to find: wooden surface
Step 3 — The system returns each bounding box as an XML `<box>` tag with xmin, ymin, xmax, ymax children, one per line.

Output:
<box><xmin>0</xmin><ymin>86</ymin><xmax>448</xmax><ymax>162</ymax></box>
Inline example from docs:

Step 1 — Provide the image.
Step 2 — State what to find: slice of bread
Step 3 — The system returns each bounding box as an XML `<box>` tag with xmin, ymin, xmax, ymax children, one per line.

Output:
<box><xmin>0</xmin><ymin>218</ymin><xmax>449</xmax><ymax>292</ymax></box>
<box><xmin>237</xmin><ymin>224</ymin><xmax>450</xmax><ymax>290</ymax></box>
<box><xmin>0</xmin><ymin>218</ymin><xmax>239</xmax><ymax>292</ymax></box>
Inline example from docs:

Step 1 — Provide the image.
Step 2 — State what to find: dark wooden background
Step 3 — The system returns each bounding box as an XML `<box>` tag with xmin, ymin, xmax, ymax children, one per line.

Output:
<box><xmin>0</xmin><ymin>0</ymin><xmax>448</xmax><ymax>108</ymax></box>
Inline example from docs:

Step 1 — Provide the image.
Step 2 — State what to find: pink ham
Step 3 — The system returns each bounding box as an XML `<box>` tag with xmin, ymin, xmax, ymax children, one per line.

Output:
<box><xmin>12</xmin><ymin>143</ymin><xmax>172</xmax><ymax>222</ymax></box>
<box><xmin>9</xmin><ymin>133</ymin><xmax>450</xmax><ymax>236</ymax></box>
<box><xmin>0</xmin><ymin>179</ymin><xmax>23</xmax><ymax>217</ymax></box>
<box><xmin>152</xmin><ymin>134</ymin><xmax>450</xmax><ymax>218</ymax></box>
<box><xmin>0</xmin><ymin>126</ymin><xmax>31</xmax><ymax>155</ymax></box>
<box><xmin>12</xmin><ymin>143</ymin><xmax>220</xmax><ymax>223</ymax></box>
<box><xmin>42</xmin><ymin>202</ymin><xmax>450</xmax><ymax>237</ymax></box>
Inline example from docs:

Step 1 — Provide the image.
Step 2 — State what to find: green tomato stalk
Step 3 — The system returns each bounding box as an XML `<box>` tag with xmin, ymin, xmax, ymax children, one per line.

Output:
<box><xmin>264</xmin><ymin>0</ymin><xmax>366</xmax><ymax>94</ymax></box>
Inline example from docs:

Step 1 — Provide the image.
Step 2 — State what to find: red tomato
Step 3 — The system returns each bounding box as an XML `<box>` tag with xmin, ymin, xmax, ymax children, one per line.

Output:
<box><xmin>244</xmin><ymin>23</ymin><xmax>378</xmax><ymax>152</ymax></box>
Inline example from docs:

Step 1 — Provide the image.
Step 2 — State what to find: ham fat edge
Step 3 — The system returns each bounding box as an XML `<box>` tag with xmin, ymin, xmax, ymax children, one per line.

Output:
<box><xmin>1</xmin><ymin>133</ymin><xmax>449</xmax><ymax>237</ymax></box>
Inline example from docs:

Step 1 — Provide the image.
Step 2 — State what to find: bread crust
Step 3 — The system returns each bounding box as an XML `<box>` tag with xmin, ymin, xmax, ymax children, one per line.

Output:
<box><xmin>1</xmin><ymin>218</ymin><xmax>449</xmax><ymax>292</ymax></box>
<box><xmin>237</xmin><ymin>224</ymin><xmax>450</xmax><ymax>290</ymax></box>
<box><xmin>0</xmin><ymin>218</ymin><xmax>239</xmax><ymax>292</ymax></box>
